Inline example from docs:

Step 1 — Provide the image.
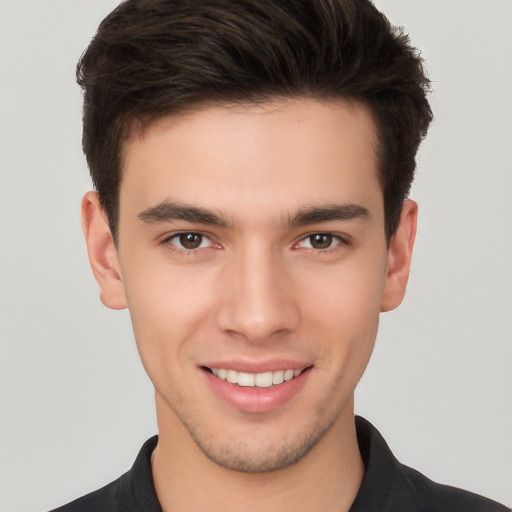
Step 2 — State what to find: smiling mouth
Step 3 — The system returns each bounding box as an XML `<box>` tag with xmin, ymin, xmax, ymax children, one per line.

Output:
<box><xmin>204</xmin><ymin>367</ymin><xmax>309</xmax><ymax>388</ymax></box>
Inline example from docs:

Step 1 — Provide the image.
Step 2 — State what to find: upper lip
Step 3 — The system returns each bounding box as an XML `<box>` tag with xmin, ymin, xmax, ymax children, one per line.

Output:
<box><xmin>201</xmin><ymin>360</ymin><xmax>312</xmax><ymax>373</ymax></box>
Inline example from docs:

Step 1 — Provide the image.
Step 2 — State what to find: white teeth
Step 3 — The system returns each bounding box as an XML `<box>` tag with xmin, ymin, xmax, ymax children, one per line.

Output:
<box><xmin>238</xmin><ymin>372</ymin><xmax>255</xmax><ymax>387</ymax></box>
<box><xmin>284</xmin><ymin>369</ymin><xmax>294</xmax><ymax>381</ymax></box>
<box><xmin>272</xmin><ymin>370</ymin><xmax>284</xmax><ymax>385</ymax></box>
<box><xmin>254</xmin><ymin>371</ymin><xmax>273</xmax><ymax>388</ymax></box>
<box><xmin>210</xmin><ymin>367</ymin><xmax>305</xmax><ymax>388</ymax></box>
<box><xmin>226</xmin><ymin>369</ymin><xmax>238</xmax><ymax>384</ymax></box>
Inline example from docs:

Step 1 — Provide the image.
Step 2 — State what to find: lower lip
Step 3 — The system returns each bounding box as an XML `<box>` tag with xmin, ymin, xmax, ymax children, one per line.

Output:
<box><xmin>203</xmin><ymin>368</ymin><xmax>311</xmax><ymax>413</ymax></box>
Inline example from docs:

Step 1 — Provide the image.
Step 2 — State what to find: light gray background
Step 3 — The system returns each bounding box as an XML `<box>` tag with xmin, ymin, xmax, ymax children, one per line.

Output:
<box><xmin>1</xmin><ymin>1</ymin><xmax>510</xmax><ymax>510</ymax></box>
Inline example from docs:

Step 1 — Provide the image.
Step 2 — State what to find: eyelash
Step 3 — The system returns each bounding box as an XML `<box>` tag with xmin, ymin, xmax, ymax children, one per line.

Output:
<box><xmin>161</xmin><ymin>232</ymin><xmax>217</xmax><ymax>256</ymax></box>
<box><xmin>295</xmin><ymin>233</ymin><xmax>349</xmax><ymax>254</ymax></box>
<box><xmin>161</xmin><ymin>232</ymin><xmax>350</xmax><ymax>256</ymax></box>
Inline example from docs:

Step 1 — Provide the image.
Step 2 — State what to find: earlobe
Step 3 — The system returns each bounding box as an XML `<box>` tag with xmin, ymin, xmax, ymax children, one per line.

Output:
<box><xmin>380</xmin><ymin>199</ymin><xmax>418</xmax><ymax>312</ymax></box>
<box><xmin>81</xmin><ymin>191</ymin><xmax>128</xmax><ymax>310</ymax></box>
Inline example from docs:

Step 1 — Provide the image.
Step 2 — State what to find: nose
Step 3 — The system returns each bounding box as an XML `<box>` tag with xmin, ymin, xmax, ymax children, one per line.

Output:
<box><xmin>216</xmin><ymin>243</ymin><xmax>301</xmax><ymax>342</ymax></box>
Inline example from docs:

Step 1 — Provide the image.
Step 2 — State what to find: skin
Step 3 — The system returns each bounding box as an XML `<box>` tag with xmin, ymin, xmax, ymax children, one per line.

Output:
<box><xmin>82</xmin><ymin>98</ymin><xmax>417</xmax><ymax>512</ymax></box>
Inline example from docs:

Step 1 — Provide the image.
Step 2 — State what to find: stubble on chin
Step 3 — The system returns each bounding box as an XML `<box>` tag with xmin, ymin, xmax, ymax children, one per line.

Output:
<box><xmin>173</xmin><ymin>400</ymin><xmax>341</xmax><ymax>473</ymax></box>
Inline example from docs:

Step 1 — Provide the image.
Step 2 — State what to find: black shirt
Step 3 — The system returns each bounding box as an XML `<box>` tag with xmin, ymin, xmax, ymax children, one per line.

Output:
<box><xmin>49</xmin><ymin>417</ymin><xmax>510</xmax><ymax>512</ymax></box>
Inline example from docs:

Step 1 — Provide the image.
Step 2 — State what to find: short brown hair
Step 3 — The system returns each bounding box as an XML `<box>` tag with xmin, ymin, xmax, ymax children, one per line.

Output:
<box><xmin>77</xmin><ymin>0</ymin><xmax>432</xmax><ymax>243</ymax></box>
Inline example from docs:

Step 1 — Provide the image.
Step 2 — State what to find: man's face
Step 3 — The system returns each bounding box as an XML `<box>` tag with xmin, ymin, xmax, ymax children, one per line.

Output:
<box><xmin>100</xmin><ymin>99</ymin><xmax>406</xmax><ymax>472</ymax></box>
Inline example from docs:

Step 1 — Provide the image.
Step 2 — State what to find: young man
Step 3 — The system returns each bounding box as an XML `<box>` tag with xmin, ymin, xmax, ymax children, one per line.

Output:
<box><xmin>51</xmin><ymin>0</ymin><xmax>509</xmax><ymax>511</ymax></box>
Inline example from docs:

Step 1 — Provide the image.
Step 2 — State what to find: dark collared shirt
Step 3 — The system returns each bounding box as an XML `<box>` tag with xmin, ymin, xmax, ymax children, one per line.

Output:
<box><xmin>49</xmin><ymin>417</ymin><xmax>510</xmax><ymax>512</ymax></box>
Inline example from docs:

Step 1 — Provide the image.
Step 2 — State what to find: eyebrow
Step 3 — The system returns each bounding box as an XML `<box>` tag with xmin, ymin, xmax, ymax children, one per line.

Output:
<box><xmin>288</xmin><ymin>204</ymin><xmax>370</xmax><ymax>226</ymax></box>
<box><xmin>137</xmin><ymin>201</ymin><xmax>370</xmax><ymax>228</ymax></box>
<box><xmin>138</xmin><ymin>202</ymin><xmax>232</xmax><ymax>228</ymax></box>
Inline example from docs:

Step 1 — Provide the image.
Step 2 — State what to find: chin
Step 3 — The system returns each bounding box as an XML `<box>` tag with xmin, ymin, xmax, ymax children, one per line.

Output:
<box><xmin>182</xmin><ymin>410</ymin><xmax>340</xmax><ymax>473</ymax></box>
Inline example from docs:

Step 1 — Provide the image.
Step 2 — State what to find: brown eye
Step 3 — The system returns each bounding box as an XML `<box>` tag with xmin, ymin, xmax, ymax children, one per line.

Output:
<box><xmin>166</xmin><ymin>232</ymin><xmax>215</xmax><ymax>253</ymax></box>
<box><xmin>178</xmin><ymin>233</ymin><xmax>204</xmax><ymax>249</ymax></box>
<box><xmin>309</xmin><ymin>234</ymin><xmax>333</xmax><ymax>249</ymax></box>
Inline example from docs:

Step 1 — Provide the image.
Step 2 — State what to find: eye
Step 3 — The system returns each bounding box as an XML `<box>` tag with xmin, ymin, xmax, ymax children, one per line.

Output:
<box><xmin>297</xmin><ymin>233</ymin><xmax>343</xmax><ymax>251</ymax></box>
<box><xmin>168</xmin><ymin>232</ymin><xmax>213</xmax><ymax>250</ymax></box>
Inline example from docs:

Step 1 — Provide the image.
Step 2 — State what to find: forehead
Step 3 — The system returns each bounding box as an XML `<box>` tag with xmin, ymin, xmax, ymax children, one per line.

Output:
<box><xmin>120</xmin><ymin>98</ymin><xmax>382</xmax><ymax>222</ymax></box>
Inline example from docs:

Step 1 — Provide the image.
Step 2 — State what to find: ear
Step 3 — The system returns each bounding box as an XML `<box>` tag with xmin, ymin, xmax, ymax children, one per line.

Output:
<box><xmin>380</xmin><ymin>199</ymin><xmax>418</xmax><ymax>312</ymax></box>
<box><xmin>81</xmin><ymin>191</ymin><xmax>128</xmax><ymax>310</ymax></box>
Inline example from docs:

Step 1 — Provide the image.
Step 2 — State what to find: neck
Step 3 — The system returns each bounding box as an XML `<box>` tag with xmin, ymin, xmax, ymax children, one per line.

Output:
<box><xmin>151</xmin><ymin>393</ymin><xmax>364</xmax><ymax>512</ymax></box>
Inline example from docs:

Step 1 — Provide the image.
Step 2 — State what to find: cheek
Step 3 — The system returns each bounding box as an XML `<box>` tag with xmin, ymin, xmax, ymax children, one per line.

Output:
<box><xmin>304</xmin><ymin>252</ymin><xmax>386</xmax><ymax>316</ymax></box>
<box><xmin>120</xmin><ymin>258</ymin><xmax>220</xmax><ymax>362</ymax></box>
<box><xmin>301</xmin><ymin>258</ymin><xmax>386</xmax><ymax>369</ymax></box>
